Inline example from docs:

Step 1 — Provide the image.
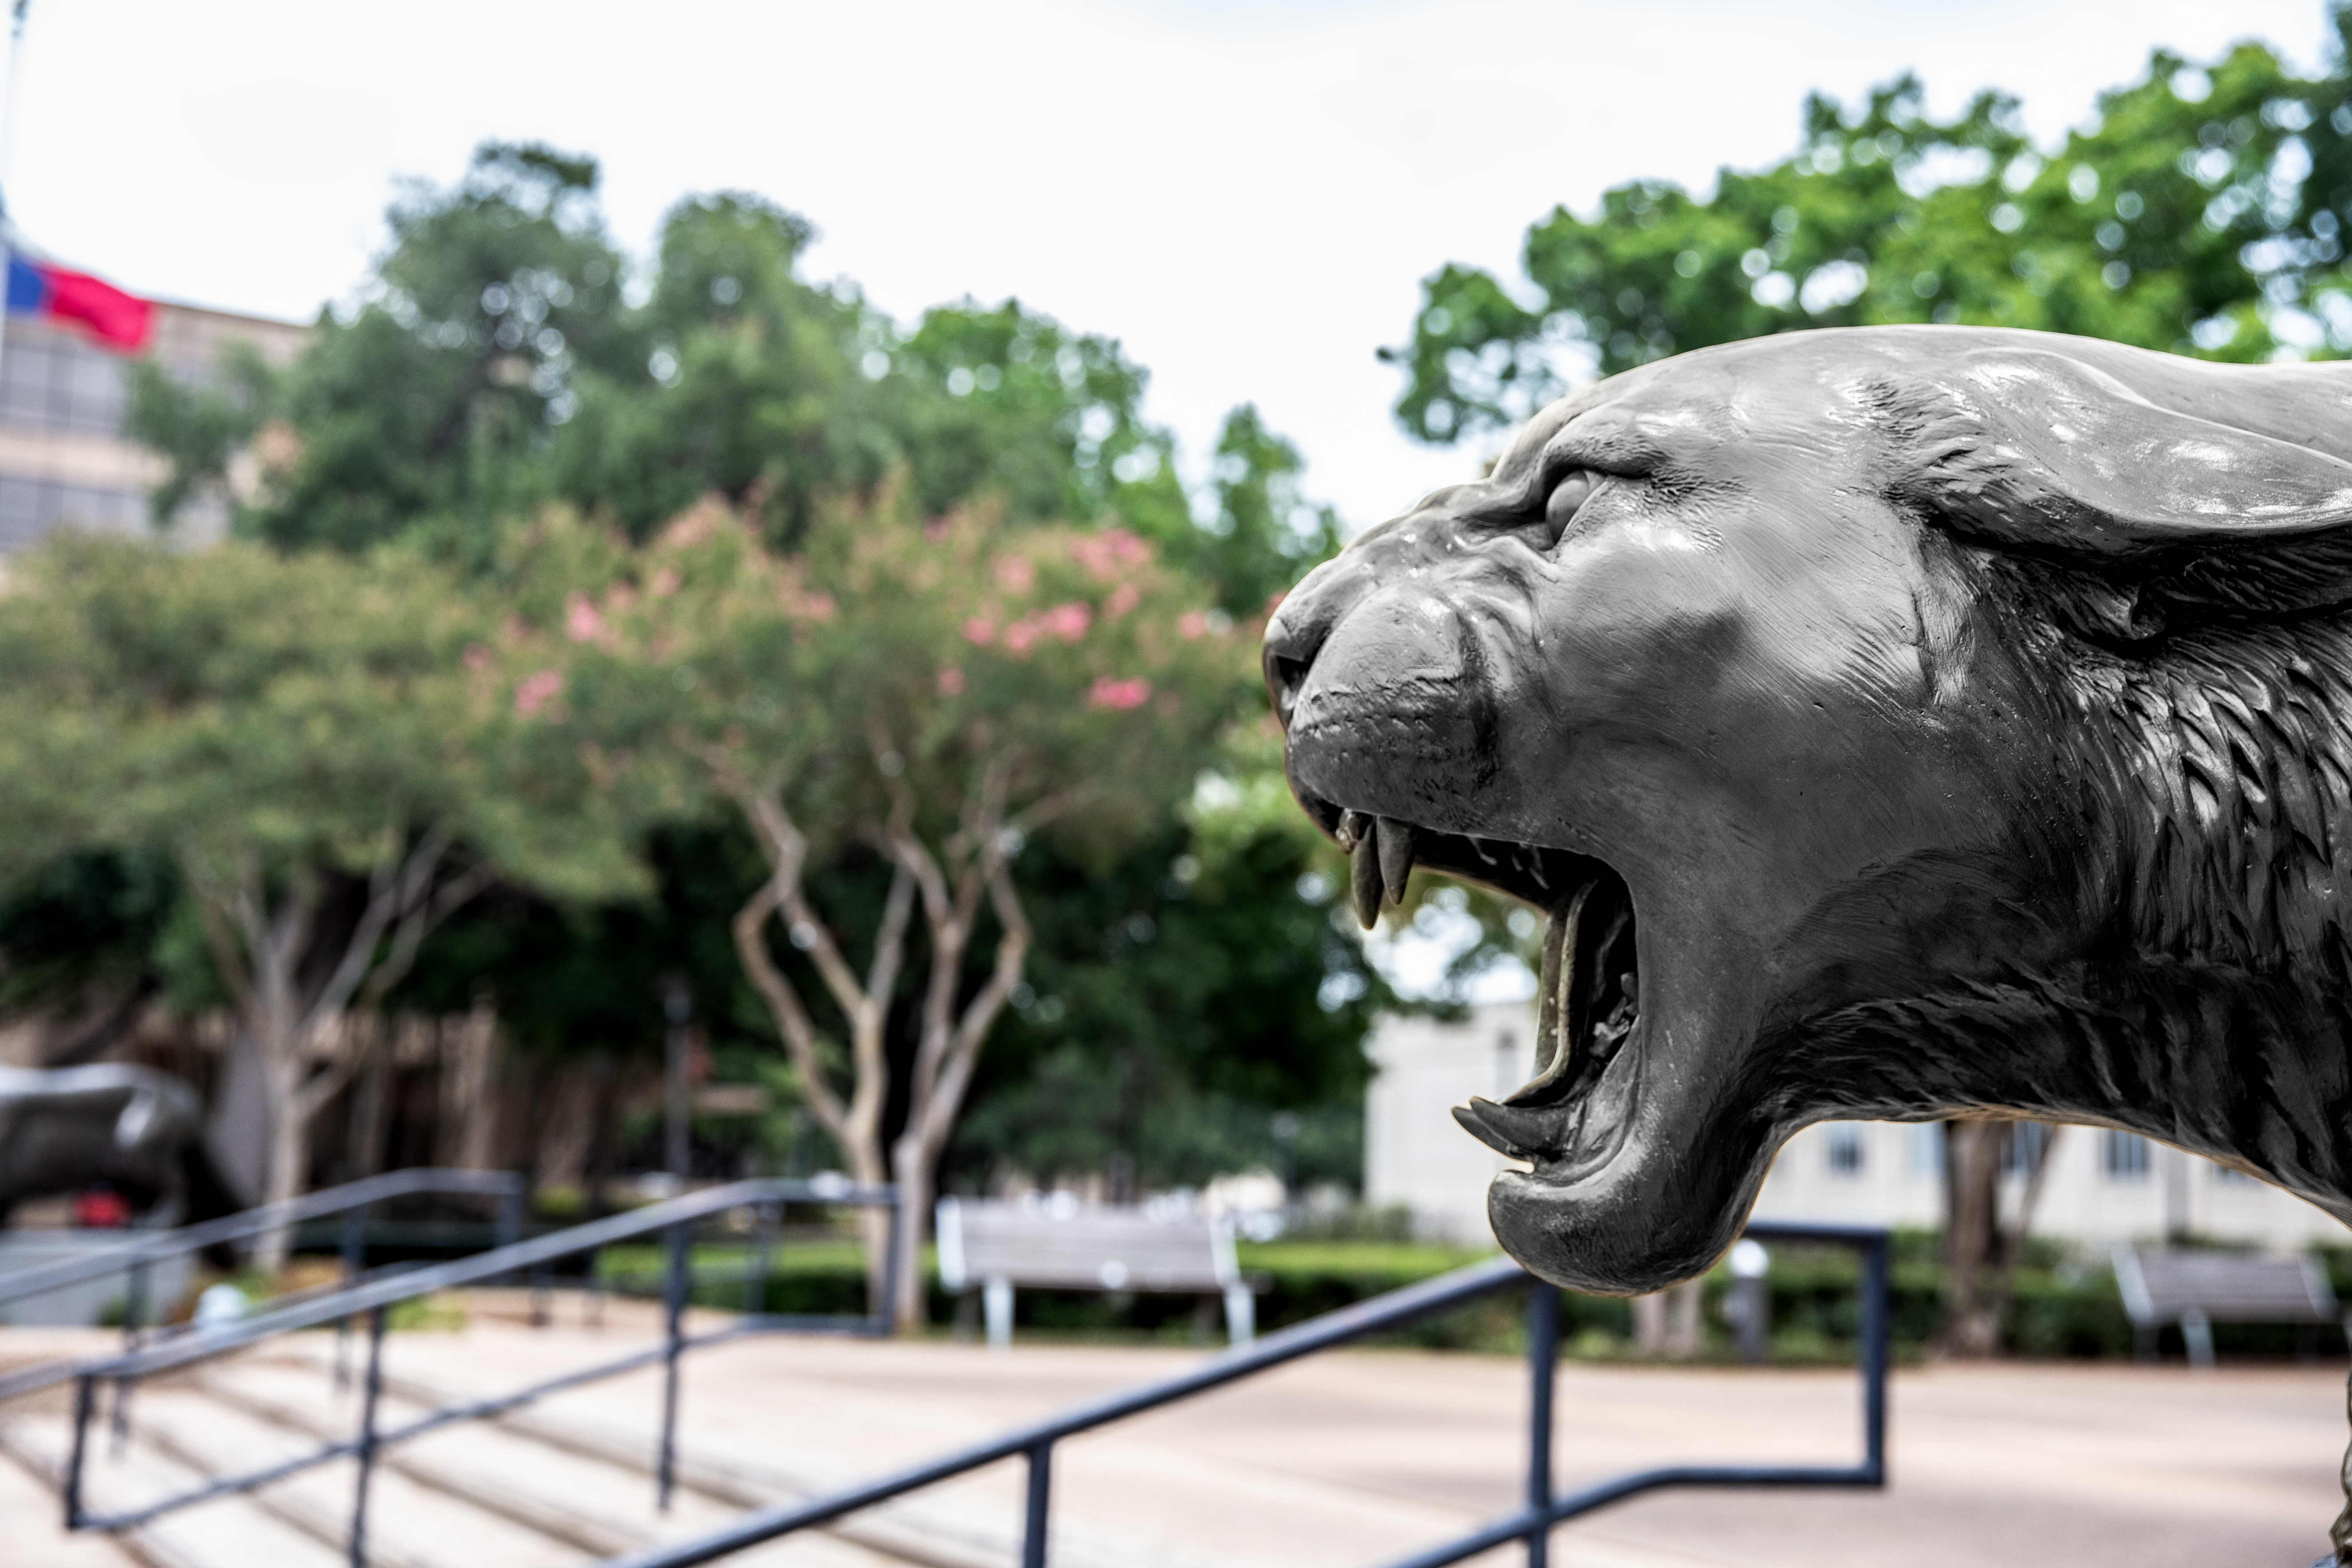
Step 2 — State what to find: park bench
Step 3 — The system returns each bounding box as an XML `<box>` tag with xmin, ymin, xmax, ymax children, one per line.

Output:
<box><xmin>2111</xmin><ymin>1245</ymin><xmax>2348</xmax><ymax>1367</ymax></box>
<box><xmin>935</xmin><ymin>1195</ymin><xmax>1256</xmax><ymax>1349</ymax></box>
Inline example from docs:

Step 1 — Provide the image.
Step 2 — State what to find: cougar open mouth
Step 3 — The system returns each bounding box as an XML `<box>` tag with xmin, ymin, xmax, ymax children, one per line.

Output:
<box><xmin>1306</xmin><ymin>795</ymin><xmax>1642</xmax><ymax>1170</ymax></box>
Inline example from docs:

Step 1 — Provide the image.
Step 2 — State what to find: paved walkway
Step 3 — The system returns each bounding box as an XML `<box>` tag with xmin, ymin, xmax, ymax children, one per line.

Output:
<box><xmin>0</xmin><ymin>1309</ymin><xmax>2342</xmax><ymax>1567</ymax></box>
<box><xmin>314</xmin><ymin>1311</ymin><xmax>2352</xmax><ymax>1567</ymax></box>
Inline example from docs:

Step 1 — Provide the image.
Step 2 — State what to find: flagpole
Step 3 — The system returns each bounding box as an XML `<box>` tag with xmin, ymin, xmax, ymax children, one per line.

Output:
<box><xmin>0</xmin><ymin>0</ymin><xmax>29</xmax><ymax>408</ymax></box>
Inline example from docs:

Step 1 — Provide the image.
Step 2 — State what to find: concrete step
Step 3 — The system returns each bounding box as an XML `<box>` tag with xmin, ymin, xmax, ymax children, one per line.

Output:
<box><xmin>198</xmin><ymin>1357</ymin><xmax>905</xmax><ymax>1564</ymax></box>
<box><xmin>257</xmin><ymin>1337</ymin><xmax>1020</xmax><ymax>1568</ymax></box>
<box><xmin>0</xmin><ymin>1402</ymin><xmax>345</xmax><ymax>1568</ymax></box>
<box><xmin>119</xmin><ymin>1380</ymin><xmax>581</xmax><ymax>1568</ymax></box>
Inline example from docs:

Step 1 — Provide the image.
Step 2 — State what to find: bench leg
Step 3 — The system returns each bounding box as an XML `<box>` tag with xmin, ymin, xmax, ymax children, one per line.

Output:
<box><xmin>985</xmin><ymin>1277</ymin><xmax>1014</xmax><ymax>1351</ymax></box>
<box><xmin>1224</xmin><ymin>1284</ymin><xmax>1255</xmax><ymax>1348</ymax></box>
<box><xmin>2181</xmin><ymin>1309</ymin><xmax>2215</xmax><ymax>1371</ymax></box>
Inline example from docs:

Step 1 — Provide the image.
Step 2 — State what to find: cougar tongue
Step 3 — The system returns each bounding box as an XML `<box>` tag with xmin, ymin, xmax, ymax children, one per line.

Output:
<box><xmin>1506</xmin><ymin>879</ymin><xmax>1599</xmax><ymax>1107</ymax></box>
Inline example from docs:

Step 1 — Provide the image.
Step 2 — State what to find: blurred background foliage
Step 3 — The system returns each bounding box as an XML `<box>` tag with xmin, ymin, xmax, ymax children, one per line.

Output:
<box><xmin>1388</xmin><ymin>26</ymin><xmax>2352</xmax><ymax>444</ymax></box>
<box><xmin>6</xmin><ymin>136</ymin><xmax>1387</xmax><ymax>1203</ymax></box>
<box><xmin>21</xmin><ymin>17</ymin><xmax>2344</xmax><ymax>1238</ymax></box>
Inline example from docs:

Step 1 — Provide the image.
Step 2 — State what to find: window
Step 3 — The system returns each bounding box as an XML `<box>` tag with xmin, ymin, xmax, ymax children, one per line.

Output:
<box><xmin>0</xmin><ymin>477</ymin><xmax>144</xmax><ymax>549</ymax></box>
<box><xmin>1826</xmin><ymin>1123</ymin><xmax>1865</xmax><ymax>1175</ymax></box>
<box><xmin>2101</xmin><ymin>1128</ymin><xmax>2150</xmax><ymax>1179</ymax></box>
<box><xmin>0</xmin><ymin>324</ymin><xmax>130</xmax><ymax>436</ymax></box>
<box><xmin>1910</xmin><ymin>1121</ymin><xmax>1944</xmax><ymax>1175</ymax></box>
<box><xmin>2003</xmin><ymin>1121</ymin><xmax>2054</xmax><ymax>1177</ymax></box>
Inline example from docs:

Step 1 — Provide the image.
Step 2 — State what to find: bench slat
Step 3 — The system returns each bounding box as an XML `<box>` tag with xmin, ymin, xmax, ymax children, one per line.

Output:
<box><xmin>938</xmin><ymin>1199</ymin><xmax>1236</xmax><ymax>1293</ymax></box>
<box><xmin>2112</xmin><ymin>1246</ymin><xmax>2337</xmax><ymax>1326</ymax></box>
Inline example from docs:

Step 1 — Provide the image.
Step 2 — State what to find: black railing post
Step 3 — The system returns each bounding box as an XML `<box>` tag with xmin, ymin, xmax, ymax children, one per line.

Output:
<box><xmin>336</xmin><ymin>1200</ymin><xmax>370</xmax><ymax>1392</ymax></box>
<box><xmin>1021</xmin><ymin>1438</ymin><xmax>1053</xmax><ymax>1568</ymax></box>
<box><xmin>746</xmin><ymin>1200</ymin><xmax>777</xmax><ymax>1315</ymax></box>
<box><xmin>349</xmin><ymin>1303</ymin><xmax>388</xmax><ymax>1568</ymax></box>
<box><xmin>111</xmin><ymin>1258</ymin><xmax>149</xmax><ymax>1453</ymax></box>
<box><xmin>495</xmin><ymin>1181</ymin><xmax>524</xmax><ymax>1285</ymax></box>
<box><xmin>657</xmin><ymin>1217</ymin><xmax>689</xmax><ymax>1511</ymax></box>
<box><xmin>63</xmin><ymin>1371</ymin><xmax>93</xmax><ymax>1529</ymax></box>
<box><xmin>1859</xmin><ymin>1231</ymin><xmax>1889</xmax><ymax>1483</ymax></box>
<box><xmin>1523</xmin><ymin>1281</ymin><xmax>1560</xmax><ymax>1567</ymax></box>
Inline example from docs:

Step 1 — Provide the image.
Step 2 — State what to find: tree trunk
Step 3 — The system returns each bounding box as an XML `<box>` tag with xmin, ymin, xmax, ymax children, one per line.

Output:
<box><xmin>187</xmin><ymin>832</ymin><xmax>490</xmax><ymax>1278</ymax></box>
<box><xmin>250</xmin><ymin>1045</ymin><xmax>309</xmax><ymax>1275</ymax></box>
<box><xmin>1938</xmin><ymin>1118</ymin><xmax>2063</xmax><ymax>1358</ymax></box>
<box><xmin>715</xmin><ymin>759</ymin><xmax>1043</xmax><ymax>1333</ymax></box>
<box><xmin>438</xmin><ymin>999</ymin><xmax>502</xmax><ymax>1170</ymax></box>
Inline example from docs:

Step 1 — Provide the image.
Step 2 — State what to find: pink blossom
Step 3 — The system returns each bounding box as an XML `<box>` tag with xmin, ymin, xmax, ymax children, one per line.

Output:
<box><xmin>925</xmin><ymin>517</ymin><xmax>954</xmax><ymax>542</ymax></box>
<box><xmin>463</xmin><ymin>643</ymin><xmax>492</xmax><ymax>671</ymax></box>
<box><xmin>1088</xmin><ymin>675</ymin><xmax>1152</xmax><ymax>711</ymax></box>
<box><xmin>650</xmin><ymin>567</ymin><xmax>681</xmax><ymax>598</ymax></box>
<box><xmin>938</xmin><ymin>666</ymin><xmax>966</xmax><ymax>696</ymax></box>
<box><xmin>603</xmin><ymin>583</ymin><xmax>638</xmax><ymax>613</ymax></box>
<box><xmin>1041</xmin><ymin>601</ymin><xmax>1092</xmax><ymax>641</ymax></box>
<box><xmin>565</xmin><ymin>594</ymin><xmax>606</xmax><ymax>644</ymax></box>
<box><xmin>514</xmin><ymin>668</ymin><xmax>565</xmax><ymax>717</ymax></box>
<box><xmin>1069</xmin><ymin>528</ymin><xmax>1152</xmax><ymax>581</ymax></box>
<box><xmin>782</xmin><ymin>587</ymin><xmax>837</xmax><ymax>621</ymax></box>
<box><xmin>659</xmin><ymin>502</ymin><xmax>722</xmax><ymax>548</ymax></box>
<box><xmin>1178</xmin><ymin>610</ymin><xmax>1209</xmax><ymax>640</ymax></box>
<box><xmin>963</xmin><ymin>616</ymin><xmax>997</xmax><ymax>647</ymax></box>
<box><xmin>1002</xmin><ymin>621</ymin><xmax>1039</xmax><ymax>657</ymax></box>
<box><xmin>1104</xmin><ymin>582</ymin><xmax>1141</xmax><ymax>618</ymax></box>
<box><xmin>994</xmin><ymin>555</ymin><xmax>1036</xmax><ymax>593</ymax></box>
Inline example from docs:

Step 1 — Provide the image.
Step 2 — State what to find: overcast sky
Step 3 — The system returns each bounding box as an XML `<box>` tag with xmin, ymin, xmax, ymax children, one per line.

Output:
<box><xmin>3</xmin><ymin>0</ymin><xmax>2338</xmax><ymax>531</ymax></box>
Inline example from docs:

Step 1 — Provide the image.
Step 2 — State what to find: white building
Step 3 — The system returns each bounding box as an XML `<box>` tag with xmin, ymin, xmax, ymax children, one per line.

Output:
<box><xmin>1364</xmin><ymin>1004</ymin><xmax>2350</xmax><ymax>1251</ymax></box>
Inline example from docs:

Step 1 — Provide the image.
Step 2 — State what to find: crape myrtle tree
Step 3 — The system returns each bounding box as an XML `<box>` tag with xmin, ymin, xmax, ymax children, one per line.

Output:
<box><xmin>112</xmin><ymin>138</ymin><xmax>1371</xmax><ymax>1273</ymax></box>
<box><xmin>1385</xmin><ymin>28</ymin><xmax>2352</xmax><ymax>1352</ymax></box>
<box><xmin>0</xmin><ymin>538</ymin><xmax>647</xmax><ymax>1267</ymax></box>
<box><xmin>494</xmin><ymin>494</ymin><xmax>1248</xmax><ymax>1325</ymax></box>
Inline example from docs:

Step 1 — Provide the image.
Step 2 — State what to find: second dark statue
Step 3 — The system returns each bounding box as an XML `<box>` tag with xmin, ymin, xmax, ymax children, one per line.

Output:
<box><xmin>1261</xmin><ymin>325</ymin><xmax>2352</xmax><ymax>1554</ymax></box>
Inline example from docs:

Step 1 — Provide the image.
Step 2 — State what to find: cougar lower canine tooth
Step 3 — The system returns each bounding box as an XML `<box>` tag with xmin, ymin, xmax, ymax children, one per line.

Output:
<box><xmin>1351</xmin><ymin>823</ymin><xmax>1383</xmax><ymax>929</ymax></box>
<box><xmin>1377</xmin><ymin>817</ymin><xmax>1415</xmax><ymax>904</ymax></box>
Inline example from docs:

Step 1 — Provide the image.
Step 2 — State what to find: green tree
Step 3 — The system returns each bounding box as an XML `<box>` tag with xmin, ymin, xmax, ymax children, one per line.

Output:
<box><xmin>950</xmin><ymin>744</ymin><xmax>1390</xmax><ymax>1195</ymax></box>
<box><xmin>500</xmin><ymin>492</ymin><xmax>1250</xmax><ymax>1323</ymax></box>
<box><xmin>1387</xmin><ymin>33</ymin><xmax>2352</xmax><ymax>443</ymax></box>
<box><xmin>0</xmin><ymin>538</ymin><xmax>648</xmax><ymax>1266</ymax></box>
<box><xmin>110</xmin><ymin>139</ymin><xmax>1373</xmax><ymax>1255</ymax></box>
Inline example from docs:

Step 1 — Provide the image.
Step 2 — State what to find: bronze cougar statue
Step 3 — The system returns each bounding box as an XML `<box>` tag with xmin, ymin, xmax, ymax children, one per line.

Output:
<box><xmin>1263</xmin><ymin>325</ymin><xmax>2352</xmax><ymax>1553</ymax></box>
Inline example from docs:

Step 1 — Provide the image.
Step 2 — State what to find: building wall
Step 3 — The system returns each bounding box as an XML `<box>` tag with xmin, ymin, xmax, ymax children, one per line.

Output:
<box><xmin>1364</xmin><ymin>1002</ymin><xmax>1538</xmax><ymax>1242</ymax></box>
<box><xmin>1364</xmin><ymin>1003</ymin><xmax>2352</xmax><ymax>1251</ymax></box>
<box><xmin>0</xmin><ymin>303</ymin><xmax>306</xmax><ymax>550</ymax></box>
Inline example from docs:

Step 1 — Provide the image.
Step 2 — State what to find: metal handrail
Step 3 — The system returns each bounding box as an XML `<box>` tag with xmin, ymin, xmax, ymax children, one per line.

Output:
<box><xmin>57</xmin><ymin>1176</ymin><xmax>903</xmax><ymax>1567</ymax></box>
<box><xmin>598</xmin><ymin>1218</ymin><xmax>1891</xmax><ymax>1568</ymax></box>
<box><xmin>0</xmin><ymin>1167</ymin><xmax>529</xmax><ymax>1408</ymax></box>
<box><xmin>0</xmin><ymin>1166</ymin><xmax>526</xmax><ymax>1311</ymax></box>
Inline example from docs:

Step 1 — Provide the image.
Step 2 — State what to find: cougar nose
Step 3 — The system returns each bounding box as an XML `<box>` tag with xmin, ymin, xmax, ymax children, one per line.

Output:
<box><xmin>1264</xmin><ymin>637</ymin><xmax>1312</xmax><ymax>731</ymax></box>
<box><xmin>1260</xmin><ymin>515</ymin><xmax>1423</xmax><ymax>730</ymax></box>
<box><xmin>1262</xmin><ymin>594</ymin><xmax>1330</xmax><ymax>731</ymax></box>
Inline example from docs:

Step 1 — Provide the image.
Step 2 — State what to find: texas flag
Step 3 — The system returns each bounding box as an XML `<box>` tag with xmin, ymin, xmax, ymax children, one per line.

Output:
<box><xmin>6</xmin><ymin>251</ymin><xmax>153</xmax><ymax>353</ymax></box>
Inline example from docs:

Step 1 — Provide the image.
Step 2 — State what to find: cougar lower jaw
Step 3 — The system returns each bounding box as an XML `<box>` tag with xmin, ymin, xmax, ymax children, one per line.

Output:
<box><xmin>1453</xmin><ymin>861</ymin><xmax>1640</xmax><ymax>1162</ymax></box>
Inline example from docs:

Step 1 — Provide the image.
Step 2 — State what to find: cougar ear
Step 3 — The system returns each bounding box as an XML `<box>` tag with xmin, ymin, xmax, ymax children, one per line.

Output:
<box><xmin>1894</xmin><ymin>347</ymin><xmax>2352</xmax><ymax>619</ymax></box>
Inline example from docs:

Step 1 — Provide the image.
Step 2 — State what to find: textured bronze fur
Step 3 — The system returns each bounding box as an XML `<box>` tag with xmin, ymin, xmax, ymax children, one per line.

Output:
<box><xmin>1266</xmin><ymin>325</ymin><xmax>2352</xmax><ymax>1286</ymax></box>
<box><xmin>1268</xmin><ymin>322</ymin><xmax>2352</xmax><ymax>1551</ymax></box>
